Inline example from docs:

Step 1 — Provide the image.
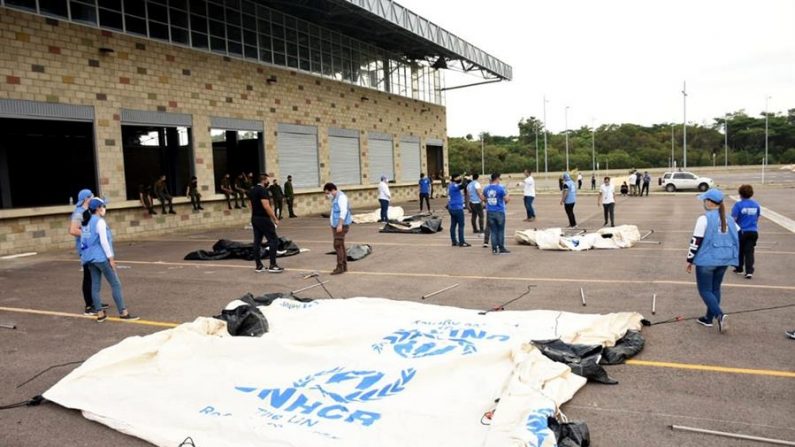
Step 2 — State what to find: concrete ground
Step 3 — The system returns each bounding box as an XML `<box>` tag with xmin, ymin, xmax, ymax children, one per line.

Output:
<box><xmin>1</xmin><ymin>179</ymin><xmax>794</xmax><ymax>446</ymax></box>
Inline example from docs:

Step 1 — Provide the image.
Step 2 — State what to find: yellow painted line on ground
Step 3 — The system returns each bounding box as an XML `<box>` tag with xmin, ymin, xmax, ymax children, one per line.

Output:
<box><xmin>48</xmin><ymin>258</ymin><xmax>795</xmax><ymax>291</ymax></box>
<box><xmin>1</xmin><ymin>305</ymin><xmax>792</xmax><ymax>379</ymax></box>
<box><xmin>625</xmin><ymin>359</ymin><xmax>795</xmax><ymax>378</ymax></box>
<box><xmin>0</xmin><ymin>306</ymin><xmax>178</xmax><ymax>328</ymax></box>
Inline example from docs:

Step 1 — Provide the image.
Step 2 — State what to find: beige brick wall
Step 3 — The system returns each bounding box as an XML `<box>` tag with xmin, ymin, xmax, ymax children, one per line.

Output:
<box><xmin>0</xmin><ymin>8</ymin><xmax>449</xmax><ymax>255</ymax></box>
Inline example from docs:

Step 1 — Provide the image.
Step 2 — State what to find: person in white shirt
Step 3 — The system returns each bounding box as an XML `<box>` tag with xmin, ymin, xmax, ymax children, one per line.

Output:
<box><xmin>522</xmin><ymin>169</ymin><xmax>536</xmax><ymax>222</ymax></box>
<box><xmin>378</xmin><ymin>175</ymin><xmax>391</xmax><ymax>223</ymax></box>
<box><xmin>628</xmin><ymin>172</ymin><xmax>637</xmax><ymax>196</ymax></box>
<box><xmin>598</xmin><ymin>176</ymin><xmax>616</xmax><ymax>227</ymax></box>
<box><xmin>577</xmin><ymin>172</ymin><xmax>583</xmax><ymax>190</ymax></box>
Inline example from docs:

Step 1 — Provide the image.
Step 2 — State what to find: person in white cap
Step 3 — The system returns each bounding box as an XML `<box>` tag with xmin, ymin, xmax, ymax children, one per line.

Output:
<box><xmin>68</xmin><ymin>188</ymin><xmax>106</xmax><ymax>315</ymax></box>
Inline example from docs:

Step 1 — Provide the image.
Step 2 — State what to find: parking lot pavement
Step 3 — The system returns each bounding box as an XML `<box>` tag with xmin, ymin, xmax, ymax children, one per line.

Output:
<box><xmin>1</xmin><ymin>182</ymin><xmax>794</xmax><ymax>447</ymax></box>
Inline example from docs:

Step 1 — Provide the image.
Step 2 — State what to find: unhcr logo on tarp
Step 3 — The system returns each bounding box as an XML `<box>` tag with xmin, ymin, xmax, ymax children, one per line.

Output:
<box><xmin>233</xmin><ymin>367</ymin><xmax>415</xmax><ymax>429</ymax></box>
<box><xmin>372</xmin><ymin>320</ymin><xmax>511</xmax><ymax>358</ymax></box>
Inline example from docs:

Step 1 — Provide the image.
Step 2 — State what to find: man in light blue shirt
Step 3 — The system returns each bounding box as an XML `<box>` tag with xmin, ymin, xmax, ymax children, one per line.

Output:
<box><xmin>560</xmin><ymin>173</ymin><xmax>577</xmax><ymax>228</ymax></box>
<box><xmin>467</xmin><ymin>173</ymin><xmax>484</xmax><ymax>234</ymax></box>
<box><xmin>483</xmin><ymin>173</ymin><xmax>511</xmax><ymax>254</ymax></box>
<box><xmin>324</xmin><ymin>182</ymin><xmax>352</xmax><ymax>274</ymax></box>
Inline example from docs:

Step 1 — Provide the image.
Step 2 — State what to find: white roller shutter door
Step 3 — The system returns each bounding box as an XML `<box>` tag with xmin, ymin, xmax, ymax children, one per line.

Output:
<box><xmin>400</xmin><ymin>137</ymin><xmax>421</xmax><ymax>182</ymax></box>
<box><xmin>368</xmin><ymin>132</ymin><xmax>394</xmax><ymax>184</ymax></box>
<box><xmin>329</xmin><ymin>128</ymin><xmax>361</xmax><ymax>186</ymax></box>
<box><xmin>277</xmin><ymin>124</ymin><xmax>319</xmax><ymax>188</ymax></box>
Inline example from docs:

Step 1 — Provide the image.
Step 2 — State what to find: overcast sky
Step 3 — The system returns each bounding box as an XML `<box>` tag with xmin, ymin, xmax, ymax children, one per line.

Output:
<box><xmin>397</xmin><ymin>0</ymin><xmax>795</xmax><ymax>137</ymax></box>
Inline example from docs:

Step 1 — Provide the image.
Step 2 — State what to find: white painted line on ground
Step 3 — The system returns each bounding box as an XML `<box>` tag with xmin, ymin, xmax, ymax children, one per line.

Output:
<box><xmin>729</xmin><ymin>195</ymin><xmax>795</xmax><ymax>234</ymax></box>
<box><xmin>0</xmin><ymin>252</ymin><xmax>37</xmax><ymax>260</ymax></box>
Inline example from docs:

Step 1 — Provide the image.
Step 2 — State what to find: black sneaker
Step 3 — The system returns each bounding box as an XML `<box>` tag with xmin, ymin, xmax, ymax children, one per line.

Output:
<box><xmin>459</xmin><ymin>242</ymin><xmax>471</xmax><ymax>247</ymax></box>
<box><xmin>96</xmin><ymin>312</ymin><xmax>107</xmax><ymax>323</ymax></box>
<box><xmin>492</xmin><ymin>249</ymin><xmax>498</xmax><ymax>255</ymax></box>
<box><xmin>696</xmin><ymin>316</ymin><xmax>713</xmax><ymax>327</ymax></box>
<box><xmin>733</xmin><ymin>269</ymin><xmax>743</xmax><ymax>275</ymax></box>
<box><xmin>451</xmin><ymin>242</ymin><xmax>458</xmax><ymax>247</ymax></box>
<box><xmin>745</xmin><ymin>273</ymin><xmax>753</xmax><ymax>280</ymax></box>
<box><xmin>718</xmin><ymin>314</ymin><xmax>727</xmax><ymax>333</ymax></box>
<box><xmin>254</xmin><ymin>265</ymin><xmax>265</xmax><ymax>273</ymax></box>
<box><xmin>119</xmin><ymin>313</ymin><xmax>140</xmax><ymax>321</ymax></box>
<box><xmin>102</xmin><ymin>303</ymin><xmax>109</xmax><ymax>309</ymax></box>
<box><xmin>268</xmin><ymin>265</ymin><xmax>284</xmax><ymax>273</ymax></box>
<box><xmin>83</xmin><ymin>307</ymin><xmax>98</xmax><ymax>316</ymax></box>
<box><xmin>498</xmin><ymin>248</ymin><xmax>511</xmax><ymax>254</ymax></box>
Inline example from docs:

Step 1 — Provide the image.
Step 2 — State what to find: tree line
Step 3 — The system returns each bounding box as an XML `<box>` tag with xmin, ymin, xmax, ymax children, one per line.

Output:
<box><xmin>448</xmin><ymin>109</ymin><xmax>795</xmax><ymax>174</ymax></box>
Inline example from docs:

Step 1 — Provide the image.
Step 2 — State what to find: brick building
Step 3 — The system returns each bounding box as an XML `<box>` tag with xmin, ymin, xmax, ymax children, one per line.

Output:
<box><xmin>0</xmin><ymin>0</ymin><xmax>511</xmax><ymax>255</ymax></box>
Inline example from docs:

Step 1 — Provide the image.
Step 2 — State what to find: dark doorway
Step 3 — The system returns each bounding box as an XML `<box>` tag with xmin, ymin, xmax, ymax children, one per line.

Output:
<box><xmin>426</xmin><ymin>145</ymin><xmax>443</xmax><ymax>179</ymax></box>
<box><xmin>211</xmin><ymin>129</ymin><xmax>263</xmax><ymax>193</ymax></box>
<box><xmin>121</xmin><ymin>126</ymin><xmax>193</xmax><ymax>200</ymax></box>
<box><xmin>0</xmin><ymin>118</ymin><xmax>96</xmax><ymax>209</ymax></box>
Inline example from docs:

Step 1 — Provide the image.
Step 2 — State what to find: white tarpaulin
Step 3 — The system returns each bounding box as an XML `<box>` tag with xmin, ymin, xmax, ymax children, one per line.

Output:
<box><xmin>44</xmin><ymin>298</ymin><xmax>642</xmax><ymax>447</ymax></box>
<box><xmin>515</xmin><ymin>225</ymin><xmax>642</xmax><ymax>251</ymax></box>
<box><xmin>352</xmin><ymin>206</ymin><xmax>404</xmax><ymax>223</ymax></box>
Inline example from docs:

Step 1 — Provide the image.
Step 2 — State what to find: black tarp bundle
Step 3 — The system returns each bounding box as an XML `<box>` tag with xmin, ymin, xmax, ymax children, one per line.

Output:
<box><xmin>379</xmin><ymin>214</ymin><xmax>443</xmax><ymax>234</ymax></box>
<box><xmin>214</xmin><ymin>293</ymin><xmax>315</xmax><ymax>336</ymax></box>
<box><xmin>325</xmin><ymin>244</ymin><xmax>373</xmax><ymax>261</ymax></box>
<box><xmin>531</xmin><ymin>331</ymin><xmax>645</xmax><ymax>384</ymax></box>
<box><xmin>184</xmin><ymin>237</ymin><xmax>301</xmax><ymax>261</ymax></box>
<box><xmin>548</xmin><ymin>418</ymin><xmax>591</xmax><ymax>447</ymax></box>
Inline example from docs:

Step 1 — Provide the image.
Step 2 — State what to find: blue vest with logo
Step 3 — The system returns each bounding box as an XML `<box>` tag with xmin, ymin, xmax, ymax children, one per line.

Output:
<box><xmin>80</xmin><ymin>215</ymin><xmax>113</xmax><ymax>265</ymax></box>
<box><xmin>693</xmin><ymin>210</ymin><xmax>739</xmax><ymax>267</ymax></box>
<box><xmin>448</xmin><ymin>183</ymin><xmax>464</xmax><ymax>210</ymax></box>
<box><xmin>563</xmin><ymin>180</ymin><xmax>577</xmax><ymax>204</ymax></box>
<box><xmin>331</xmin><ymin>191</ymin><xmax>352</xmax><ymax>227</ymax></box>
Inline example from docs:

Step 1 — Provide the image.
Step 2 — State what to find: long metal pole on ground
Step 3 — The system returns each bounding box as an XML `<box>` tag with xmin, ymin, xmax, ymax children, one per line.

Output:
<box><xmin>682</xmin><ymin>81</ymin><xmax>688</xmax><ymax>169</ymax></box>
<box><xmin>671</xmin><ymin>425</ymin><xmax>795</xmax><ymax>446</ymax></box>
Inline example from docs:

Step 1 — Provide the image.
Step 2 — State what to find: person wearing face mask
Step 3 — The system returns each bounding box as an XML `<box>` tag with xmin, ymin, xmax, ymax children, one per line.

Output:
<box><xmin>80</xmin><ymin>198</ymin><xmax>139</xmax><ymax>322</ymax></box>
<box><xmin>560</xmin><ymin>172</ymin><xmax>577</xmax><ymax>228</ymax></box>
<box><xmin>248</xmin><ymin>174</ymin><xmax>283</xmax><ymax>273</ymax></box>
<box><xmin>324</xmin><ymin>183</ymin><xmax>352</xmax><ymax>275</ymax></box>
<box><xmin>597</xmin><ymin>176</ymin><xmax>615</xmax><ymax>227</ymax></box>
<box><xmin>686</xmin><ymin>188</ymin><xmax>739</xmax><ymax>333</ymax></box>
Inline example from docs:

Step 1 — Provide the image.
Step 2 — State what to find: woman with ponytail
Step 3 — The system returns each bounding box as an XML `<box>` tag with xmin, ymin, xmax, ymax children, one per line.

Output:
<box><xmin>685</xmin><ymin>188</ymin><xmax>739</xmax><ymax>333</ymax></box>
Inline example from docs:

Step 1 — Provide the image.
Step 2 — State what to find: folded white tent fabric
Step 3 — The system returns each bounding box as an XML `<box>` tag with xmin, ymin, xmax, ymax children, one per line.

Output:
<box><xmin>352</xmin><ymin>206</ymin><xmax>405</xmax><ymax>223</ymax></box>
<box><xmin>515</xmin><ymin>225</ymin><xmax>642</xmax><ymax>251</ymax></box>
<box><xmin>44</xmin><ymin>298</ymin><xmax>642</xmax><ymax>447</ymax></box>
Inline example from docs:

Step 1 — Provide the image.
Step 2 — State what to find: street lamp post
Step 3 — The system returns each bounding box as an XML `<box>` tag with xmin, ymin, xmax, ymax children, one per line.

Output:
<box><xmin>564</xmin><ymin>105</ymin><xmax>570</xmax><ymax>172</ymax></box>
<box><xmin>543</xmin><ymin>96</ymin><xmax>549</xmax><ymax>178</ymax></box>
<box><xmin>682</xmin><ymin>81</ymin><xmax>688</xmax><ymax>169</ymax></box>
<box><xmin>535</xmin><ymin>123</ymin><xmax>539</xmax><ymax>174</ymax></box>
<box><xmin>591</xmin><ymin>119</ymin><xmax>596</xmax><ymax>174</ymax></box>
<box><xmin>724</xmin><ymin>113</ymin><xmax>729</xmax><ymax>168</ymax></box>
<box><xmin>670</xmin><ymin>124</ymin><xmax>675</xmax><ymax>169</ymax></box>
<box><xmin>480</xmin><ymin>133</ymin><xmax>485</xmax><ymax>175</ymax></box>
<box><xmin>764</xmin><ymin>96</ymin><xmax>771</xmax><ymax>184</ymax></box>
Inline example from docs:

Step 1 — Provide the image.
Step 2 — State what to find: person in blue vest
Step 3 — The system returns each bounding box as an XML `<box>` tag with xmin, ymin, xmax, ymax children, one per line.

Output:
<box><xmin>447</xmin><ymin>174</ymin><xmax>470</xmax><ymax>247</ymax></box>
<box><xmin>483</xmin><ymin>173</ymin><xmax>511</xmax><ymax>254</ymax></box>
<box><xmin>467</xmin><ymin>173</ymin><xmax>484</xmax><ymax>233</ymax></box>
<box><xmin>686</xmin><ymin>188</ymin><xmax>739</xmax><ymax>333</ymax></box>
<box><xmin>80</xmin><ymin>198</ymin><xmax>139</xmax><ymax>322</ymax></box>
<box><xmin>68</xmin><ymin>188</ymin><xmax>108</xmax><ymax>315</ymax></box>
<box><xmin>324</xmin><ymin>182</ymin><xmax>352</xmax><ymax>274</ymax></box>
<box><xmin>731</xmin><ymin>184</ymin><xmax>761</xmax><ymax>279</ymax></box>
<box><xmin>419</xmin><ymin>173</ymin><xmax>432</xmax><ymax>213</ymax></box>
<box><xmin>560</xmin><ymin>172</ymin><xmax>577</xmax><ymax>228</ymax></box>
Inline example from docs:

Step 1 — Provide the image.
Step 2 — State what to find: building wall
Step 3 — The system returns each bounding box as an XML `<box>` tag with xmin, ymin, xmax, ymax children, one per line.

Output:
<box><xmin>0</xmin><ymin>8</ymin><xmax>448</xmax><ymax>255</ymax></box>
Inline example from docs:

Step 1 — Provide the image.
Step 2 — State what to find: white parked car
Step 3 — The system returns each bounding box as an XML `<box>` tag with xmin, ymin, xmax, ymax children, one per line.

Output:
<box><xmin>658</xmin><ymin>171</ymin><xmax>714</xmax><ymax>192</ymax></box>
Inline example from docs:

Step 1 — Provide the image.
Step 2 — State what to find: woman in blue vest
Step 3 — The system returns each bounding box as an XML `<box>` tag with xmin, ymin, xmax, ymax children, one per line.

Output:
<box><xmin>80</xmin><ymin>198</ymin><xmax>139</xmax><ymax>322</ymax></box>
<box><xmin>685</xmin><ymin>188</ymin><xmax>738</xmax><ymax>333</ymax></box>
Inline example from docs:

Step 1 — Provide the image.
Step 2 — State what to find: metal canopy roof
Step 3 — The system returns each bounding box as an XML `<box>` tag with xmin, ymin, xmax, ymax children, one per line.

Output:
<box><xmin>263</xmin><ymin>0</ymin><xmax>512</xmax><ymax>81</ymax></box>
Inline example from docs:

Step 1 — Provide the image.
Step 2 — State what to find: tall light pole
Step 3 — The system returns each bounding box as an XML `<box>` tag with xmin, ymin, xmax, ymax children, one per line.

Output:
<box><xmin>543</xmin><ymin>96</ymin><xmax>549</xmax><ymax>178</ymax></box>
<box><xmin>764</xmin><ymin>96</ymin><xmax>771</xmax><ymax>183</ymax></box>
<box><xmin>670</xmin><ymin>124</ymin><xmax>675</xmax><ymax>169</ymax></box>
<box><xmin>724</xmin><ymin>113</ymin><xmax>729</xmax><ymax>168</ymax></box>
<box><xmin>682</xmin><ymin>81</ymin><xmax>688</xmax><ymax>169</ymax></box>
<box><xmin>480</xmin><ymin>132</ymin><xmax>485</xmax><ymax>175</ymax></box>
<box><xmin>591</xmin><ymin>118</ymin><xmax>596</xmax><ymax>174</ymax></box>
<box><xmin>564</xmin><ymin>105</ymin><xmax>570</xmax><ymax>172</ymax></box>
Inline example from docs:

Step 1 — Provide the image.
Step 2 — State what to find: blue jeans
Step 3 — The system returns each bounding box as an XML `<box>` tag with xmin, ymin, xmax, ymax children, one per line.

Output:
<box><xmin>695</xmin><ymin>265</ymin><xmax>727</xmax><ymax>321</ymax></box>
<box><xmin>523</xmin><ymin>196</ymin><xmax>535</xmax><ymax>219</ymax></box>
<box><xmin>88</xmin><ymin>261</ymin><xmax>127</xmax><ymax>313</ymax></box>
<box><xmin>379</xmin><ymin>199</ymin><xmax>389</xmax><ymax>222</ymax></box>
<box><xmin>487</xmin><ymin>211</ymin><xmax>506</xmax><ymax>251</ymax></box>
<box><xmin>448</xmin><ymin>208</ymin><xmax>465</xmax><ymax>245</ymax></box>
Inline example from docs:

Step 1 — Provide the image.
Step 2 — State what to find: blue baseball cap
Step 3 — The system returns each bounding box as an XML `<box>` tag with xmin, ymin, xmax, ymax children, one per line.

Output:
<box><xmin>88</xmin><ymin>198</ymin><xmax>106</xmax><ymax>211</ymax></box>
<box><xmin>77</xmin><ymin>189</ymin><xmax>93</xmax><ymax>203</ymax></box>
<box><xmin>698</xmin><ymin>188</ymin><xmax>724</xmax><ymax>203</ymax></box>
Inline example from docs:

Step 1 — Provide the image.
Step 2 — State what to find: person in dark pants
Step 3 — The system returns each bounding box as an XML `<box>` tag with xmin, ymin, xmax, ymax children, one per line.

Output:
<box><xmin>378</xmin><ymin>175</ymin><xmax>391</xmax><ymax>222</ymax></box>
<box><xmin>153</xmin><ymin>175</ymin><xmax>176</xmax><ymax>214</ymax></box>
<box><xmin>522</xmin><ymin>169</ymin><xmax>536</xmax><ymax>222</ymax></box>
<box><xmin>138</xmin><ymin>183</ymin><xmax>156</xmax><ymax>214</ymax></box>
<box><xmin>186</xmin><ymin>176</ymin><xmax>203</xmax><ymax>210</ymax></box>
<box><xmin>467</xmin><ymin>173</ymin><xmax>484</xmax><ymax>233</ymax></box>
<box><xmin>324</xmin><ymin>182</ymin><xmax>352</xmax><ymax>275</ymax></box>
<box><xmin>641</xmin><ymin>171</ymin><xmax>651</xmax><ymax>196</ymax></box>
<box><xmin>590</xmin><ymin>174</ymin><xmax>596</xmax><ymax>190</ymax></box>
<box><xmin>560</xmin><ymin>173</ymin><xmax>577</xmax><ymax>228</ymax></box>
<box><xmin>447</xmin><ymin>173</ymin><xmax>470</xmax><ymax>247</ymax></box>
<box><xmin>270</xmin><ymin>178</ymin><xmax>285</xmax><ymax>219</ymax></box>
<box><xmin>731</xmin><ymin>184</ymin><xmax>761</xmax><ymax>279</ymax></box>
<box><xmin>598</xmin><ymin>176</ymin><xmax>615</xmax><ymax>227</ymax></box>
<box><xmin>635</xmin><ymin>172</ymin><xmax>642</xmax><ymax>197</ymax></box>
<box><xmin>248</xmin><ymin>174</ymin><xmax>283</xmax><ymax>273</ymax></box>
<box><xmin>69</xmin><ymin>188</ymin><xmax>107</xmax><ymax>315</ymax></box>
<box><xmin>220</xmin><ymin>173</ymin><xmax>238</xmax><ymax>209</ymax></box>
<box><xmin>419</xmin><ymin>173</ymin><xmax>432</xmax><ymax>212</ymax></box>
<box><xmin>483</xmin><ymin>173</ymin><xmax>511</xmax><ymax>254</ymax></box>
<box><xmin>235</xmin><ymin>173</ymin><xmax>249</xmax><ymax>208</ymax></box>
<box><xmin>284</xmin><ymin>175</ymin><xmax>297</xmax><ymax>217</ymax></box>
